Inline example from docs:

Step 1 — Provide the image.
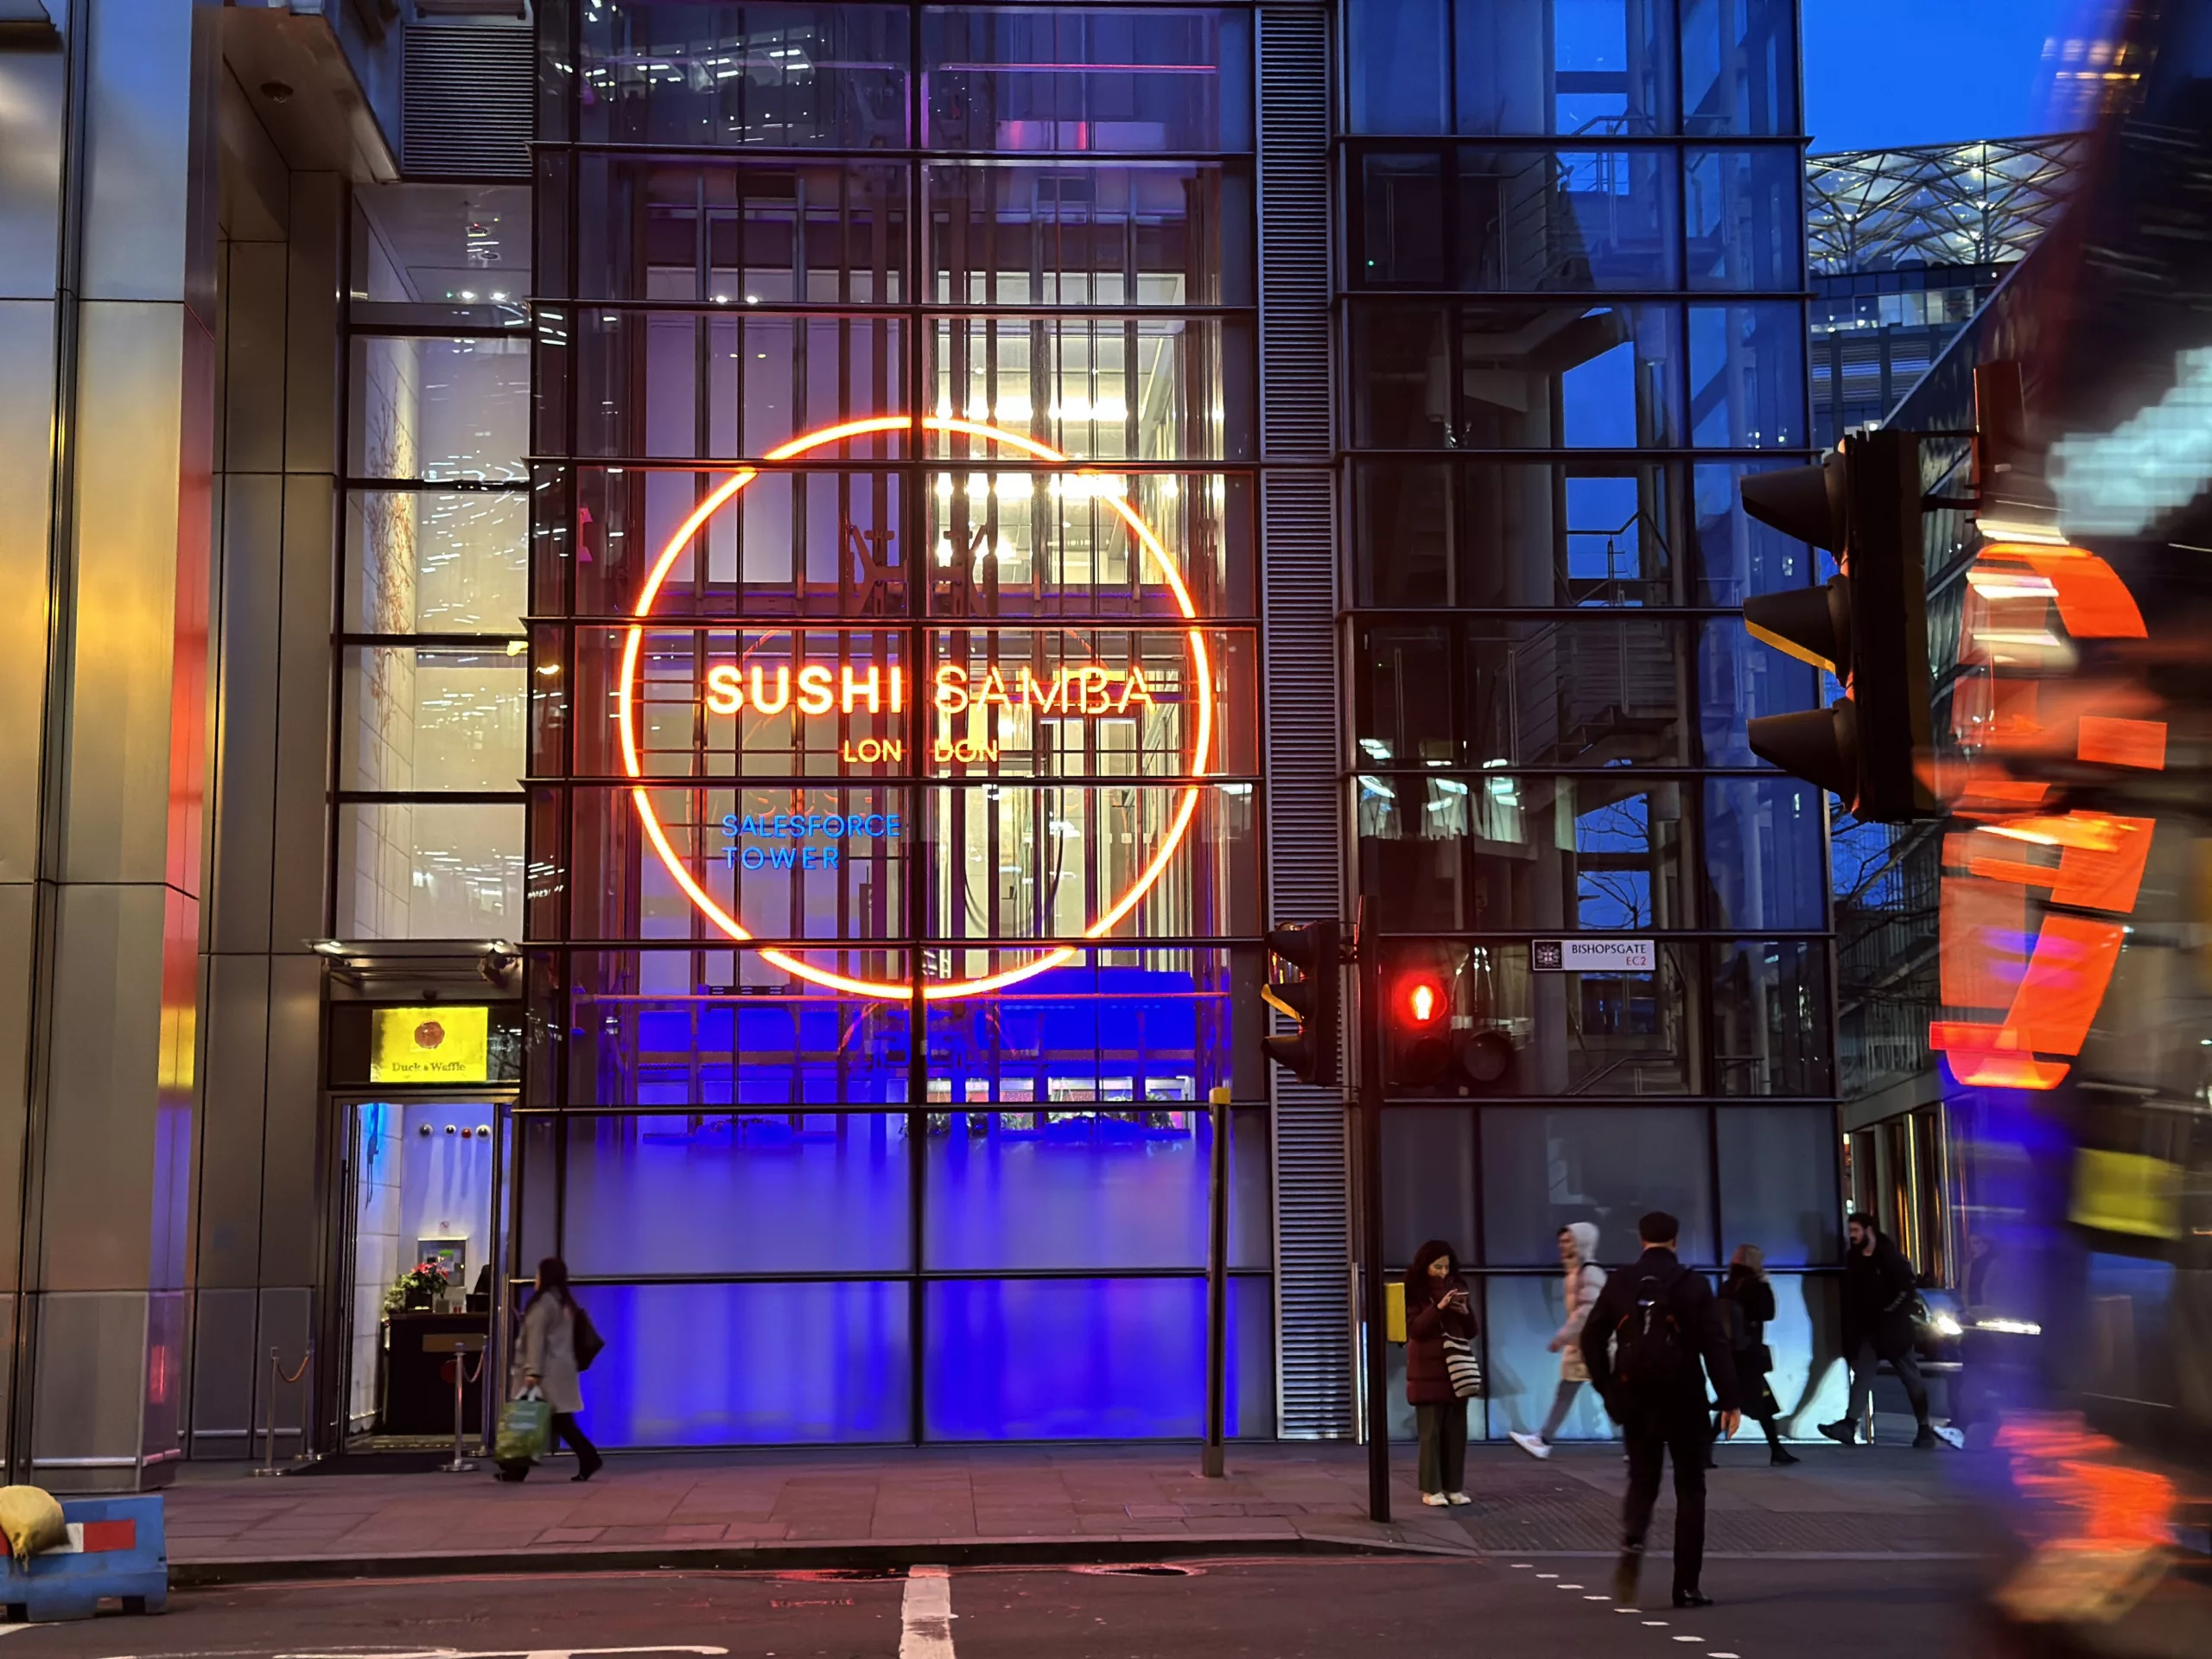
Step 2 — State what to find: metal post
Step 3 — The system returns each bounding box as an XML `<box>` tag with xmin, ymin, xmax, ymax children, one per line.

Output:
<box><xmin>1356</xmin><ymin>895</ymin><xmax>1391</xmax><ymax>1522</ymax></box>
<box><xmin>1201</xmin><ymin>1083</ymin><xmax>1230</xmax><ymax>1478</ymax></box>
<box><xmin>441</xmin><ymin>1350</ymin><xmax>476</xmax><ymax>1474</ymax></box>
<box><xmin>253</xmin><ymin>1346</ymin><xmax>279</xmax><ymax>1477</ymax></box>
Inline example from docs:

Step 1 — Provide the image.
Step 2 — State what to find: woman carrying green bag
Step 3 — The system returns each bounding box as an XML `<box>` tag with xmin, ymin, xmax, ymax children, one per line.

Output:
<box><xmin>495</xmin><ymin>1256</ymin><xmax>604</xmax><ymax>1483</ymax></box>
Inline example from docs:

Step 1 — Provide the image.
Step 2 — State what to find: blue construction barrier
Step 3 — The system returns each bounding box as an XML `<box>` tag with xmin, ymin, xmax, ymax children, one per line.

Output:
<box><xmin>2</xmin><ymin>1495</ymin><xmax>167</xmax><ymax>1623</ymax></box>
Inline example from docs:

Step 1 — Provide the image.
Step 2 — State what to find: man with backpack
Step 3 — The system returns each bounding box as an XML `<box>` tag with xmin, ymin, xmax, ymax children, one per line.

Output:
<box><xmin>1580</xmin><ymin>1211</ymin><xmax>1741</xmax><ymax>1609</ymax></box>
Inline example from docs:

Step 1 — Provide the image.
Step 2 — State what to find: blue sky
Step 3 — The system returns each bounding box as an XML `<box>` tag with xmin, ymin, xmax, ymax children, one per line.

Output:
<box><xmin>1802</xmin><ymin>0</ymin><xmax>2082</xmax><ymax>153</ymax></box>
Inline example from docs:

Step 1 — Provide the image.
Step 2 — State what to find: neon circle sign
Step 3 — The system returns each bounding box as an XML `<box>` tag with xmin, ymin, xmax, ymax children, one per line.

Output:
<box><xmin>614</xmin><ymin>415</ymin><xmax>1214</xmax><ymax>1002</ymax></box>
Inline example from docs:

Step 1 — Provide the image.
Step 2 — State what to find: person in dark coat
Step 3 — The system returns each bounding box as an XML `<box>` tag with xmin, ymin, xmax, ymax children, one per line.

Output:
<box><xmin>1580</xmin><ymin>1211</ymin><xmax>1741</xmax><ymax>1609</ymax></box>
<box><xmin>1404</xmin><ymin>1239</ymin><xmax>1474</xmax><ymax>1507</ymax></box>
<box><xmin>1716</xmin><ymin>1244</ymin><xmax>1796</xmax><ymax>1465</ymax></box>
<box><xmin>1821</xmin><ymin>1213</ymin><xmax>1933</xmax><ymax>1448</ymax></box>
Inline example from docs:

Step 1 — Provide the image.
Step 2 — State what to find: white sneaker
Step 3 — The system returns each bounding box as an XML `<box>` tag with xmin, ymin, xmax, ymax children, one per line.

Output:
<box><xmin>1446</xmin><ymin>1491</ymin><xmax>1471</xmax><ymax>1505</ymax></box>
<box><xmin>1420</xmin><ymin>1491</ymin><xmax>1451</xmax><ymax>1507</ymax></box>
<box><xmin>1510</xmin><ymin>1432</ymin><xmax>1553</xmax><ymax>1459</ymax></box>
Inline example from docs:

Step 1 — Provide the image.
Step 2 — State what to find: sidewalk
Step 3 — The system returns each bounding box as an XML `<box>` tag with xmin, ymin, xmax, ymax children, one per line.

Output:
<box><xmin>162</xmin><ymin>1438</ymin><xmax>1978</xmax><ymax>1585</ymax></box>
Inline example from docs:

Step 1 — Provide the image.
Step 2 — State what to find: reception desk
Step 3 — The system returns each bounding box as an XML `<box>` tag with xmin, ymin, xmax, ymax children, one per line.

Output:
<box><xmin>379</xmin><ymin>1311</ymin><xmax>492</xmax><ymax>1435</ymax></box>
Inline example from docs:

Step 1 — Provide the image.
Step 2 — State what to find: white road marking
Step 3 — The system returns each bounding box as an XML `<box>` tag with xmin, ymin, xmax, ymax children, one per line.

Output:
<box><xmin>899</xmin><ymin>1567</ymin><xmax>955</xmax><ymax>1659</ymax></box>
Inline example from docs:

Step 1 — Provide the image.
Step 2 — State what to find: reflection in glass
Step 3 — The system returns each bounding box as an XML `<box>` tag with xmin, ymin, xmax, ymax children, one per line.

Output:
<box><xmin>1695</xmin><ymin>614</ymin><xmax>1819</xmax><ymax>765</ymax></box>
<box><xmin>1710</xmin><ymin>940</ymin><xmax>1831</xmax><ymax>1096</ymax></box>
<box><xmin>1361</xmin><ymin>774</ymin><xmax>1686</xmax><ymax>935</ymax></box>
<box><xmin>1347</xmin><ymin>0</ymin><xmax>1449</xmax><ymax>133</ymax></box>
<box><xmin>1482</xmin><ymin>1274</ymin><xmax>1618</xmax><ymax>1440</ymax></box>
<box><xmin>1688</xmin><ymin>300</ymin><xmax>1805</xmax><ymax>448</ymax></box>
<box><xmin>1688</xmin><ymin>459</ymin><xmax>1812</xmax><ymax>604</ymax></box>
<box><xmin>338</xmin><ymin>801</ymin><xmax>525</xmax><ymax>939</ymax></box>
<box><xmin>1701</xmin><ymin>778</ymin><xmax>1825</xmax><ymax>931</ymax></box>
<box><xmin>346</xmin><ymin>490</ymin><xmax>528</xmax><ymax>634</ymax></box>
<box><xmin>342</xmin><ymin>647</ymin><xmax>527</xmax><ymax>793</ymax></box>
<box><xmin>1684</xmin><ymin>147</ymin><xmax>1802</xmax><ymax>291</ymax></box>
<box><xmin>1380</xmin><ymin>1107</ymin><xmax>1478</xmax><ymax>1267</ymax></box>
<box><xmin>1455</xmin><ymin>149</ymin><xmax>1677</xmax><ymax>289</ymax></box>
<box><xmin>1351</xmin><ymin>302</ymin><xmax>1682</xmax><ymax>449</ymax></box>
<box><xmin>1482</xmin><ymin>1105</ymin><xmax>1717</xmax><ymax>1262</ymax></box>
<box><xmin>1681</xmin><ymin>0</ymin><xmax>1797</xmax><ymax>137</ymax></box>
<box><xmin>1359</xmin><ymin>616</ymin><xmax>1693</xmax><ymax>768</ymax></box>
<box><xmin>1716</xmin><ymin>1107</ymin><xmax>1840</xmax><ymax>1266</ymax></box>
<box><xmin>1453</xmin><ymin>0</ymin><xmax>1675</xmax><ymax>137</ymax></box>
<box><xmin>347</xmin><ymin>337</ymin><xmax>530</xmax><ymax>482</ymax></box>
<box><xmin>1352</xmin><ymin>459</ymin><xmax>1677</xmax><ymax>607</ymax></box>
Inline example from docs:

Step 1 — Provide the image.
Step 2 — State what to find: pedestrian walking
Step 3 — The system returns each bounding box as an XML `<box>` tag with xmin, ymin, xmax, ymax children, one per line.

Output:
<box><xmin>1404</xmin><ymin>1239</ymin><xmax>1476</xmax><ymax>1508</ymax></box>
<box><xmin>1580</xmin><ymin>1211</ymin><xmax>1740</xmax><ymax>1609</ymax></box>
<box><xmin>497</xmin><ymin>1255</ymin><xmax>605</xmax><ymax>1483</ymax></box>
<box><xmin>1821</xmin><ymin>1212</ymin><xmax>1935</xmax><ymax>1448</ymax></box>
<box><xmin>1716</xmin><ymin>1244</ymin><xmax>1797</xmax><ymax>1465</ymax></box>
<box><xmin>1510</xmin><ymin>1221</ymin><xmax>1606</xmax><ymax>1459</ymax></box>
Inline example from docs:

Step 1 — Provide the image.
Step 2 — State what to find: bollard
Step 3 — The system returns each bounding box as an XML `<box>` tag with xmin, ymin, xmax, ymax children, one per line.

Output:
<box><xmin>251</xmin><ymin>1344</ymin><xmax>314</xmax><ymax>1477</ymax></box>
<box><xmin>423</xmin><ymin>1332</ymin><xmax>488</xmax><ymax>1474</ymax></box>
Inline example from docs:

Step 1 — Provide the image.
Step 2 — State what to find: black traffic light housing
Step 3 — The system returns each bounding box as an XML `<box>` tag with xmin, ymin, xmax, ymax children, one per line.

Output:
<box><xmin>1262</xmin><ymin>920</ymin><xmax>1342</xmax><ymax>1086</ymax></box>
<box><xmin>1739</xmin><ymin>428</ymin><xmax>1936</xmax><ymax>823</ymax></box>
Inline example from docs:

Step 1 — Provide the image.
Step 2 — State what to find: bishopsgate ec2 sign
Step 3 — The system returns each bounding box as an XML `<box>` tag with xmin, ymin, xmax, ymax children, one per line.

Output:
<box><xmin>615</xmin><ymin>416</ymin><xmax>1216</xmax><ymax>1003</ymax></box>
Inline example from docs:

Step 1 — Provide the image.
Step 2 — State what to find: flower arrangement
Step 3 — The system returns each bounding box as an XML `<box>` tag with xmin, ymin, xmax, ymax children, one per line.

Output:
<box><xmin>385</xmin><ymin>1260</ymin><xmax>451</xmax><ymax>1313</ymax></box>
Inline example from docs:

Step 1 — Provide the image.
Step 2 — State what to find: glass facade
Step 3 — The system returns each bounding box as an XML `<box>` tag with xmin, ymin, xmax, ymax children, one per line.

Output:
<box><xmin>1343</xmin><ymin>0</ymin><xmax>1845</xmax><ymax>1439</ymax></box>
<box><xmin>499</xmin><ymin>0</ymin><xmax>1268</xmax><ymax>1444</ymax></box>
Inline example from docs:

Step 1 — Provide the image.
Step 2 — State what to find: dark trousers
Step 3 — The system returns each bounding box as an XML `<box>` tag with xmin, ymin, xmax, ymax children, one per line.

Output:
<box><xmin>552</xmin><ymin>1411</ymin><xmax>601</xmax><ymax>1470</ymax></box>
<box><xmin>1622</xmin><ymin>1414</ymin><xmax>1709</xmax><ymax>1595</ymax></box>
<box><xmin>1414</xmin><ymin>1401</ymin><xmax>1468</xmax><ymax>1495</ymax></box>
<box><xmin>1845</xmin><ymin>1340</ymin><xmax>1929</xmax><ymax>1431</ymax></box>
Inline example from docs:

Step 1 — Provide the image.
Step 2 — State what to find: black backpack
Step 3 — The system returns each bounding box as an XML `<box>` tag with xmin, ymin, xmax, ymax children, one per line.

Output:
<box><xmin>571</xmin><ymin>1302</ymin><xmax>607</xmax><ymax>1371</ymax></box>
<box><xmin>1610</xmin><ymin>1266</ymin><xmax>1692</xmax><ymax>1395</ymax></box>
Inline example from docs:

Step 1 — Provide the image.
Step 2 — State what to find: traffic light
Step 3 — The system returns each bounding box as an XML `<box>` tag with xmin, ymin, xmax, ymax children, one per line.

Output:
<box><xmin>1389</xmin><ymin>971</ymin><xmax>1452</xmax><ymax>1087</ymax></box>
<box><xmin>1738</xmin><ymin>427</ymin><xmax>1937</xmax><ymax>823</ymax></box>
<box><xmin>1261</xmin><ymin>920</ymin><xmax>1342</xmax><ymax>1086</ymax></box>
<box><xmin>1382</xmin><ymin>965</ymin><xmax>1519</xmax><ymax>1093</ymax></box>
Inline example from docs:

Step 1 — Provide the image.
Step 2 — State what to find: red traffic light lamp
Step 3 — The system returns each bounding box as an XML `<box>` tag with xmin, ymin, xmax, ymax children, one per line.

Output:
<box><xmin>1388</xmin><ymin>972</ymin><xmax>1453</xmax><ymax>1088</ymax></box>
<box><xmin>1401</xmin><ymin>975</ymin><xmax>1444</xmax><ymax>1027</ymax></box>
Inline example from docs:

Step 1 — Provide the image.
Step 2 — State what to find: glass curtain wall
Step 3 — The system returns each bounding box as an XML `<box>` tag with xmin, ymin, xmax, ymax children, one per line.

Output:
<box><xmin>1342</xmin><ymin>0</ymin><xmax>1847</xmax><ymax>1441</ymax></box>
<box><xmin>529</xmin><ymin>1</ymin><xmax>1270</xmax><ymax>1445</ymax></box>
<box><xmin>341</xmin><ymin>186</ymin><xmax>537</xmax><ymax>943</ymax></box>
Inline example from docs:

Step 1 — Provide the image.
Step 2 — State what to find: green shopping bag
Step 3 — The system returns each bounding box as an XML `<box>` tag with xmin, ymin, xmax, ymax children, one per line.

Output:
<box><xmin>496</xmin><ymin>1394</ymin><xmax>551</xmax><ymax>1463</ymax></box>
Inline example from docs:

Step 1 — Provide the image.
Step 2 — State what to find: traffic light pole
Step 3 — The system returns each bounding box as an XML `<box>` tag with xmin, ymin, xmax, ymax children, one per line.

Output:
<box><xmin>1354</xmin><ymin>894</ymin><xmax>1391</xmax><ymax>1522</ymax></box>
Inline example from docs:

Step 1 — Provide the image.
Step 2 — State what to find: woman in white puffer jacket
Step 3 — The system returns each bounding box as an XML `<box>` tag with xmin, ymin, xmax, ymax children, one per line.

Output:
<box><xmin>1510</xmin><ymin>1222</ymin><xmax>1606</xmax><ymax>1458</ymax></box>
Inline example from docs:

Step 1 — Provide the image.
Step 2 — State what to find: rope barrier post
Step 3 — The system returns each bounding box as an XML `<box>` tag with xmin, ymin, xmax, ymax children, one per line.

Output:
<box><xmin>252</xmin><ymin>1344</ymin><xmax>316</xmax><ymax>1477</ymax></box>
<box><xmin>424</xmin><ymin>1333</ymin><xmax>486</xmax><ymax>1474</ymax></box>
<box><xmin>251</xmin><ymin>1345</ymin><xmax>280</xmax><ymax>1477</ymax></box>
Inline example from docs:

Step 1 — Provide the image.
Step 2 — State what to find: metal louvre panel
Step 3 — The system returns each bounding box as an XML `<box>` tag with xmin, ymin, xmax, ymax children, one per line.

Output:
<box><xmin>1257</xmin><ymin>5</ymin><xmax>1332</xmax><ymax>465</ymax></box>
<box><xmin>404</xmin><ymin>27</ymin><xmax>533</xmax><ymax>181</ymax></box>
<box><xmin>1257</xmin><ymin>4</ymin><xmax>1350</xmax><ymax>1440</ymax></box>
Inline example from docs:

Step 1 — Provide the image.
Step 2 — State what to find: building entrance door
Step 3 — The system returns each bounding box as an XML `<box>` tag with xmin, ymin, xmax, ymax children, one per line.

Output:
<box><xmin>337</xmin><ymin>1098</ymin><xmax>509</xmax><ymax>1452</ymax></box>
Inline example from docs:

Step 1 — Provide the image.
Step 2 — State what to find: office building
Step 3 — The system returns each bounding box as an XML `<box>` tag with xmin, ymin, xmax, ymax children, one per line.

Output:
<box><xmin>0</xmin><ymin>0</ymin><xmax>1834</xmax><ymax>1482</ymax></box>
